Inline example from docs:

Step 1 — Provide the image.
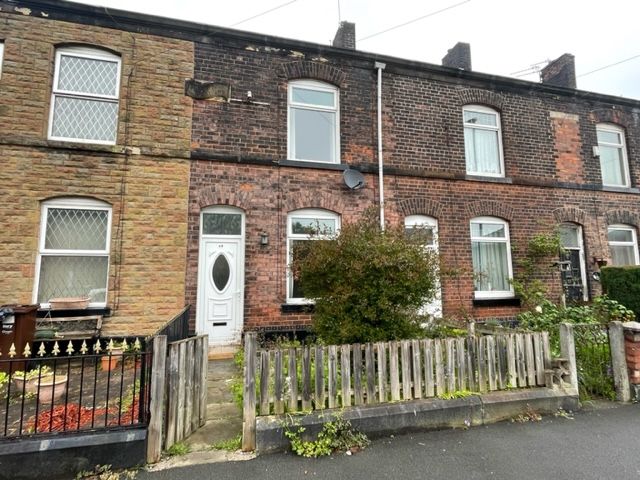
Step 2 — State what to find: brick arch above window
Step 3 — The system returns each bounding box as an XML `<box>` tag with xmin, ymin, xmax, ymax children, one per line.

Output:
<box><xmin>285</xmin><ymin>190</ymin><xmax>345</xmax><ymax>214</ymax></box>
<box><xmin>589</xmin><ymin>108</ymin><xmax>633</xmax><ymax>129</ymax></box>
<box><xmin>396</xmin><ymin>198</ymin><xmax>444</xmax><ymax>219</ymax></box>
<box><xmin>281</xmin><ymin>61</ymin><xmax>347</xmax><ymax>88</ymax></box>
<box><xmin>197</xmin><ymin>185</ymin><xmax>253</xmax><ymax>211</ymax></box>
<box><xmin>465</xmin><ymin>200</ymin><xmax>514</xmax><ymax>221</ymax></box>
<box><xmin>457</xmin><ymin>88</ymin><xmax>504</xmax><ymax>111</ymax></box>
<box><xmin>552</xmin><ymin>206</ymin><xmax>587</xmax><ymax>225</ymax></box>
<box><xmin>605</xmin><ymin>209</ymin><xmax>640</xmax><ymax>228</ymax></box>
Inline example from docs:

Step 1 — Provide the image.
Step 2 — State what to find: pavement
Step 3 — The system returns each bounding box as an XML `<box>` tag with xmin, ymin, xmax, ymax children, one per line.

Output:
<box><xmin>136</xmin><ymin>402</ymin><xmax>640</xmax><ymax>480</ymax></box>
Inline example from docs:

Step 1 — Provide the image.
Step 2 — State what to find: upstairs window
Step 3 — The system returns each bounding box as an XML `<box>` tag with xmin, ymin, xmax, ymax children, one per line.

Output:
<box><xmin>597</xmin><ymin>124</ymin><xmax>630</xmax><ymax>187</ymax></box>
<box><xmin>35</xmin><ymin>198</ymin><xmax>111</xmax><ymax>307</ymax></box>
<box><xmin>463</xmin><ymin>105</ymin><xmax>504</xmax><ymax>177</ymax></box>
<box><xmin>49</xmin><ymin>47</ymin><xmax>121</xmax><ymax>144</ymax></box>
<box><xmin>287</xmin><ymin>209</ymin><xmax>340</xmax><ymax>303</ymax></box>
<box><xmin>470</xmin><ymin>217</ymin><xmax>513</xmax><ymax>298</ymax></box>
<box><xmin>288</xmin><ymin>80</ymin><xmax>339</xmax><ymax>163</ymax></box>
<box><xmin>608</xmin><ymin>224</ymin><xmax>639</xmax><ymax>266</ymax></box>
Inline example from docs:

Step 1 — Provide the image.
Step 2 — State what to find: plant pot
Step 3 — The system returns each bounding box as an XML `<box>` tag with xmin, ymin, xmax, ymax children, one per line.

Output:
<box><xmin>48</xmin><ymin>297</ymin><xmax>90</xmax><ymax>310</ymax></box>
<box><xmin>100</xmin><ymin>349</ymin><xmax>123</xmax><ymax>371</ymax></box>
<box><xmin>13</xmin><ymin>375</ymin><xmax>68</xmax><ymax>403</ymax></box>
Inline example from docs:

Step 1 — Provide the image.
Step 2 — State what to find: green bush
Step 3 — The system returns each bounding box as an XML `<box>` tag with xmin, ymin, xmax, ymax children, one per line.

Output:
<box><xmin>601</xmin><ymin>266</ymin><xmax>640</xmax><ymax>319</ymax></box>
<box><xmin>291</xmin><ymin>213</ymin><xmax>438</xmax><ymax>344</ymax></box>
<box><xmin>517</xmin><ymin>295</ymin><xmax>634</xmax><ymax>351</ymax></box>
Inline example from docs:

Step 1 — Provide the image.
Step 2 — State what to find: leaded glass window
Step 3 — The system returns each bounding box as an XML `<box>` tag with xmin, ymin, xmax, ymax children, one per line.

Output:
<box><xmin>49</xmin><ymin>47</ymin><xmax>121</xmax><ymax>144</ymax></box>
<box><xmin>36</xmin><ymin>198</ymin><xmax>111</xmax><ymax>306</ymax></box>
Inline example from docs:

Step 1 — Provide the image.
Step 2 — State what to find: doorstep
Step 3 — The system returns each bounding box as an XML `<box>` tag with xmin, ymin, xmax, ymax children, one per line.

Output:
<box><xmin>208</xmin><ymin>344</ymin><xmax>240</xmax><ymax>360</ymax></box>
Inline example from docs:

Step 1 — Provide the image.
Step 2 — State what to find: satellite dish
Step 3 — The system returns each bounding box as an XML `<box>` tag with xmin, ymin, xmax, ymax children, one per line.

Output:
<box><xmin>343</xmin><ymin>168</ymin><xmax>365</xmax><ymax>190</ymax></box>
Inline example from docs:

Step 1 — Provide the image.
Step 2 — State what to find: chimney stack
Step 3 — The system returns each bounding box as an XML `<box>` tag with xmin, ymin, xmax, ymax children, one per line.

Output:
<box><xmin>442</xmin><ymin>42</ymin><xmax>472</xmax><ymax>71</ymax></box>
<box><xmin>333</xmin><ymin>21</ymin><xmax>356</xmax><ymax>50</ymax></box>
<box><xmin>541</xmin><ymin>54</ymin><xmax>576</xmax><ymax>89</ymax></box>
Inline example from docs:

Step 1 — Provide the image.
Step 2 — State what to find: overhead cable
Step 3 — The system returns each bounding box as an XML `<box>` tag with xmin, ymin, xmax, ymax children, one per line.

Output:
<box><xmin>357</xmin><ymin>0</ymin><xmax>472</xmax><ymax>42</ymax></box>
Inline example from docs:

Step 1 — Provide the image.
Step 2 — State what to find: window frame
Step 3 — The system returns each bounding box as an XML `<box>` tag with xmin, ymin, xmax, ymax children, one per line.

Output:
<box><xmin>607</xmin><ymin>224</ymin><xmax>639</xmax><ymax>266</ymax></box>
<box><xmin>470</xmin><ymin>216</ymin><xmax>514</xmax><ymax>299</ymax></box>
<box><xmin>404</xmin><ymin>215</ymin><xmax>438</xmax><ymax>250</ymax></box>
<box><xmin>287</xmin><ymin>79</ymin><xmax>340</xmax><ymax>164</ymax></box>
<box><xmin>596</xmin><ymin>123</ymin><xmax>630</xmax><ymax>188</ymax></box>
<box><xmin>200</xmin><ymin>205</ymin><xmax>245</xmax><ymax>239</ymax></box>
<box><xmin>48</xmin><ymin>46</ymin><xmax>122</xmax><ymax>145</ymax></box>
<box><xmin>34</xmin><ymin>197</ymin><xmax>112</xmax><ymax>308</ymax></box>
<box><xmin>286</xmin><ymin>208</ymin><xmax>340</xmax><ymax>304</ymax></box>
<box><xmin>463</xmin><ymin>105</ymin><xmax>505</xmax><ymax>178</ymax></box>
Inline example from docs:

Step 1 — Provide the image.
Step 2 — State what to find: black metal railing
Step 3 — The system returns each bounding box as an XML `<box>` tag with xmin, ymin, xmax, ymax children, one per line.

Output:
<box><xmin>152</xmin><ymin>305</ymin><xmax>191</xmax><ymax>344</ymax></box>
<box><xmin>573</xmin><ymin>323</ymin><xmax>615</xmax><ymax>400</ymax></box>
<box><xmin>0</xmin><ymin>341</ymin><xmax>151</xmax><ymax>439</ymax></box>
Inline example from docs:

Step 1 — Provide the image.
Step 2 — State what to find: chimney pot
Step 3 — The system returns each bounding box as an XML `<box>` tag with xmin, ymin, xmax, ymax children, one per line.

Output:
<box><xmin>442</xmin><ymin>42</ymin><xmax>472</xmax><ymax>70</ymax></box>
<box><xmin>333</xmin><ymin>21</ymin><xmax>356</xmax><ymax>50</ymax></box>
<box><xmin>541</xmin><ymin>54</ymin><xmax>576</xmax><ymax>89</ymax></box>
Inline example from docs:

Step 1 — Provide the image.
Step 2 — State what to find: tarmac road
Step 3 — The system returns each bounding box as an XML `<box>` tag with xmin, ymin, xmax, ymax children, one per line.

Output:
<box><xmin>137</xmin><ymin>403</ymin><xmax>640</xmax><ymax>480</ymax></box>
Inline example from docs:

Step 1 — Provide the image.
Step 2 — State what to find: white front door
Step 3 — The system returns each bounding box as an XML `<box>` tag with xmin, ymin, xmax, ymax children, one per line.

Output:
<box><xmin>404</xmin><ymin>215</ymin><xmax>442</xmax><ymax>319</ymax></box>
<box><xmin>197</xmin><ymin>207</ymin><xmax>245</xmax><ymax>345</ymax></box>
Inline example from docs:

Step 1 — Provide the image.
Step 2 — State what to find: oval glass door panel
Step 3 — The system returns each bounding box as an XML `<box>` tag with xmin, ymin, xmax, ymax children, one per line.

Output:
<box><xmin>212</xmin><ymin>254</ymin><xmax>231</xmax><ymax>292</ymax></box>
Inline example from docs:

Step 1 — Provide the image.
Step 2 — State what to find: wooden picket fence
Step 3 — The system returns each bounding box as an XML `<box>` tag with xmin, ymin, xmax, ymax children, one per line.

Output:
<box><xmin>146</xmin><ymin>334</ymin><xmax>208</xmax><ymax>462</ymax></box>
<box><xmin>245</xmin><ymin>332</ymin><xmax>551</xmax><ymax>418</ymax></box>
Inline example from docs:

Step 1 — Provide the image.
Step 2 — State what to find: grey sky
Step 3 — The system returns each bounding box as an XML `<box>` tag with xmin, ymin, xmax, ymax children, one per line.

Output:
<box><xmin>76</xmin><ymin>0</ymin><xmax>640</xmax><ymax>99</ymax></box>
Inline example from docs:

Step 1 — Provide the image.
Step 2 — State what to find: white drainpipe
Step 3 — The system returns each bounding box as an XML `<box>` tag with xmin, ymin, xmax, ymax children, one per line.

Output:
<box><xmin>375</xmin><ymin>61</ymin><xmax>386</xmax><ymax>230</ymax></box>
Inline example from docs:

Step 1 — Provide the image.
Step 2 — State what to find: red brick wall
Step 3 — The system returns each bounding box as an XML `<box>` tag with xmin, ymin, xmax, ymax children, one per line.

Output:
<box><xmin>188</xmin><ymin>38</ymin><xmax>640</xmax><ymax>333</ymax></box>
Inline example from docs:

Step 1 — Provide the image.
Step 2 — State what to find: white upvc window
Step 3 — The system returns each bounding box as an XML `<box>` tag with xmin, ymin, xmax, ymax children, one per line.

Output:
<box><xmin>404</xmin><ymin>215</ymin><xmax>438</xmax><ymax>250</ymax></box>
<box><xmin>49</xmin><ymin>46</ymin><xmax>121</xmax><ymax>144</ymax></box>
<box><xmin>35</xmin><ymin>198</ymin><xmax>112</xmax><ymax>308</ymax></box>
<box><xmin>287</xmin><ymin>209</ymin><xmax>340</xmax><ymax>303</ymax></box>
<box><xmin>470</xmin><ymin>217</ymin><xmax>514</xmax><ymax>299</ymax></box>
<box><xmin>463</xmin><ymin>105</ymin><xmax>504</xmax><ymax>177</ymax></box>
<box><xmin>597</xmin><ymin>124</ymin><xmax>630</xmax><ymax>187</ymax></box>
<box><xmin>288</xmin><ymin>80</ymin><xmax>340</xmax><ymax>163</ymax></box>
<box><xmin>608</xmin><ymin>224</ymin><xmax>639</xmax><ymax>266</ymax></box>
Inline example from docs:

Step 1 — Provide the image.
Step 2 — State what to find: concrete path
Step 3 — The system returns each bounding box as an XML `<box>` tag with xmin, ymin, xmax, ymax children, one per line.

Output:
<box><xmin>137</xmin><ymin>402</ymin><xmax>640</xmax><ymax>480</ymax></box>
<box><xmin>182</xmin><ymin>358</ymin><xmax>242</xmax><ymax>451</ymax></box>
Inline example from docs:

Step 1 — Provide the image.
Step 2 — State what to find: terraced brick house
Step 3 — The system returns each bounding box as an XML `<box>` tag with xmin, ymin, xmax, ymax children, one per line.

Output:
<box><xmin>0</xmin><ymin>0</ymin><xmax>193</xmax><ymax>336</ymax></box>
<box><xmin>2</xmin><ymin>1</ymin><xmax>639</xmax><ymax>346</ymax></box>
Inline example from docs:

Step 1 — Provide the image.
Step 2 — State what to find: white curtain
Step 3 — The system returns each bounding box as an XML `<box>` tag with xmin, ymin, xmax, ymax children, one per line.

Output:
<box><xmin>472</xmin><ymin>241</ymin><xmax>509</xmax><ymax>291</ymax></box>
<box><xmin>465</xmin><ymin>127</ymin><xmax>499</xmax><ymax>174</ymax></box>
<box><xmin>610</xmin><ymin>245</ymin><xmax>635</xmax><ymax>266</ymax></box>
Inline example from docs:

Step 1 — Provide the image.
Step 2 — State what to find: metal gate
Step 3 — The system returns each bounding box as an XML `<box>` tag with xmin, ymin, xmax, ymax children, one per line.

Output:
<box><xmin>572</xmin><ymin>323</ymin><xmax>615</xmax><ymax>400</ymax></box>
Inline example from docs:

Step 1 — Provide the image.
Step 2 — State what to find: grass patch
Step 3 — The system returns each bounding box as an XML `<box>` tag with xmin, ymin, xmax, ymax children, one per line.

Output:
<box><xmin>165</xmin><ymin>441</ymin><xmax>190</xmax><ymax>457</ymax></box>
<box><xmin>211</xmin><ymin>434</ymin><xmax>241</xmax><ymax>451</ymax></box>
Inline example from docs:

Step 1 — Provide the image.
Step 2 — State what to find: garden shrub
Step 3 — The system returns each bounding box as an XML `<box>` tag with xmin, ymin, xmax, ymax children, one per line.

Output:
<box><xmin>291</xmin><ymin>213</ymin><xmax>438</xmax><ymax>344</ymax></box>
<box><xmin>517</xmin><ymin>295</ymin><xmax>634</xmax><ymax>351</ymax></box>
<box><xmin>518</xmin><ymin>295</ymin><xmax>633</xmax><ymax>400</ymax></box>
<box><xmin>601</xmin><ymin>266</ymin><xmax>640</xmax><ymax>319</ymax></box>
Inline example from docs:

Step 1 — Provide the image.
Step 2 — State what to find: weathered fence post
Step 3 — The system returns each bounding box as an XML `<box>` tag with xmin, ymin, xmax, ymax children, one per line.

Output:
<box><xmin>609</xmin><ymin>321</ymin><xmax>631</xmax><ymax>402</ymax></box>
<box><xmin>559</xmin><ymin>323</ymin><xmax>578</xmax><ymax>393</ymax></box>
<box><xmin>242</xmin><ymin>332</ymin><xmax>257</xmax><ymax>452</ymax></box>
<box><xmin>147</xmin><ymin>335</ymin><xmax>168</xmax><ymax>463</ymax></box>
